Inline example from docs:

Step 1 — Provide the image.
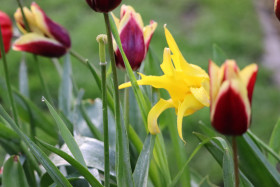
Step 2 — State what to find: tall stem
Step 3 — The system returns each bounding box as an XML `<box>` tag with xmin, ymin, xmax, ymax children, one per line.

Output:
<box><xmin>33</xmin><ymin>55</ymin><xmax>53</xmax><ymax>105</ymax></box>
<box><xmin>232</xmin><ymin>136</ymin><xmax>239</xmax><ymax>187</ymax></box>
<box><xmin>0</xmin><ymin>25</ymin><xmax>19</xmax><ymax>125</ymax></box>
<box><xmin>124</xmin><ymin>75</ymin><xmax>129</xmax><ymax>130</ymax></box>
<box><xmin>97</xmin><ymin>35</ymin><xmax>110</xmax><ymax>187</ymax></box>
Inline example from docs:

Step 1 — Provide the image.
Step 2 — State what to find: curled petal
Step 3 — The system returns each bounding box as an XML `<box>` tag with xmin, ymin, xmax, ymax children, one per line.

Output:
<box><xmin>13</xmin><ymin>33</ymin><xmax>67</xmax><ymax>57</ymax></box>
<box><xmin>148</xmin><ymin>99</ymin><xmax>174</xmax><ymax>134</ymax></box>
<box><xmin>143</xmin><ymin>20</ymin><xmax>157</xmax><ymax>49</ymax></box>
<box><xmin>177</xmin><ymin>94</ymin><xmax>204</xmax><ymax>142</ymax></box>
<box><xmin>240</xmin><ymin>63</ymin><xmax>258</xmax><ymax>104</ymax></box>
<box><xmin>116</xmin><ymin>14</ymin><xmax>145</xmax><ymax>70</ymax></box>
<box><xmin>190</xmin><ymin>87</ymin><xmax>210</xmax><ymax>107</ymax></box>
<box><xmin>31</xmin><ymin>2</ymin><xmax>71</xmax><ymax>48</ymax></box>
<box><xmin>211</xmin><ymin>80</ymin><xmax>251</xmax><ymax>135</ymax></box>
<box><xmin>160</xmin><ymin>48</ymin><xmax>174</xmax><ymax>76</ymax></box>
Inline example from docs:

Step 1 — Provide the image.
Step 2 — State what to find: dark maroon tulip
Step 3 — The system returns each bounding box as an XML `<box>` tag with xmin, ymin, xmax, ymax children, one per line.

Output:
<box><xmin>86</xmin><ymin>0</ymin><xmax>122</xmax><ymax>13</ymax></box>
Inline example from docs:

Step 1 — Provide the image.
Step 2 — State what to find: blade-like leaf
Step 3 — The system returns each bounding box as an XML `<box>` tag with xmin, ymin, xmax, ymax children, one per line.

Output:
<box><xmin>223</xmin><ymin>149</ymin><xmax>234</xmax><ymax>187</ymax></box>
<box><xmin>0</xmin><ymin>122</ymin><xmax>19</xmax><ymax>140</ymax></box>
<box><xmin>2</xmin><ymin>155</ymin><xmax>29</xmax><ymax>187</ymax></box>
<box><xmin>269</xmin><ymin>118</ymin><xmax>280</xmax><ymax>164</ymax></box>
<box><xmin>237</xmin><ymin>134</ymin><xmax>280</xmax><ymax>186</ymax></box>
<box><xmin>36</xmin><ymin>138</ymin><xmax>103</xmax><ymax>187</ymax></box>
<box><xmin>0</xmin><ymin>104</ymin><xmax>71</xmax><ymax>187</ymax></box>
<box><xmin>43</xmin><ymin>98</ymin><xmax>87</xmax><ymax>167</ymax></box>
<box><xmin>59</xmin><ymin>53</ymin><xmax>73</xmax><ymax>118</ymax></box>
<box><xmin>133</xmin><ymin>134</ymin><xmax>155</xmax><ymax>187</ymax></box>
<box><xmin>212</xmin><ymin>44</ymin><xmax>228</xmax><ymax>65</ymax></box>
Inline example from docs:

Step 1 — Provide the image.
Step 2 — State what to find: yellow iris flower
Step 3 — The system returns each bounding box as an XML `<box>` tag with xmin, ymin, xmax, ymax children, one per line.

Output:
<box><xmin>119</xmin><ymin>26</ymin><xmax>210</xmax><ymax>141</ymax></box>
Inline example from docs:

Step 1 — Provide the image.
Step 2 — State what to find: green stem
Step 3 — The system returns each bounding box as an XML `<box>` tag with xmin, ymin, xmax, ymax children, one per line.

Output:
<box><xmin>232</xmin><ymin>136</ymin><xmax>239</xmax><ymax>187</ymax></box>
<box><xmin>33</xmin><ymin>55</ymin><xmax>53</xmax><ymax>105</ymax></box>
<box><xmin>97</xmin><ymin>34</ymin><xmax>110</xmax><ymax>187</ymax></box>
<box><xmin>16</xmin><ymin>0</ymin><xmax>31</xmax><ymax>32</ymax></box>
<box><xmin>0</xmin><ymin>24</ymin><xmax>19</xmax><ymax>125</ymax></box>
<box><xmin>124</xmin><ymin>75</ymin><xmax>129</xmax><ymax>130</ymax></box>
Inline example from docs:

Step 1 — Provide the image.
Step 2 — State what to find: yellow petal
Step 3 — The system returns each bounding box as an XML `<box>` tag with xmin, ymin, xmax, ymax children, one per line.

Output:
<box><xmin>177</xmin><ymin>94</ymin><xmax>204</xmax><ymax>142</ymax></box>
<box><xmin>209</xmin><ymin>60</ymin><xmax>224</xmax><ymax>104</ymax></box>
<box><xmin>240</xmin><ymin>63</ymin><xmax>258</xmax><ymax>87</ymax></box>
<box><xmin>160</xmin><ymin>48</ymin><xmax>174</xmax><ymax>76</ymax></box>
<box><xmin>31</xmin><ymin>3</ymin><xmax>52</xmax><ymax>37</ymax></box>
<box><xmin>148</xmin><ymin>99</ymin><xmax>174</xmax><ymax>134</ymax></box>
<box><xmin>190</xmin><ymin>86</ymin><xmax>210</xmax><ymax>107</ymax></box>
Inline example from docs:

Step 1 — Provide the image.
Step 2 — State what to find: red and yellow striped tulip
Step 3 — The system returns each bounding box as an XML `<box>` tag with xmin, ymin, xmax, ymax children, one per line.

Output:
<box><xmin>112</xmin><ymin>5</ymin><xmax>157</xmax><ymax>70</ymax></box>
<box><xmin>13</xmin><ymin>2</ymin><xmax>71</xmax><ymax>58</ymax></box>
<box><xmin>86</xmin><ymin>0</ymin><xmax>122</xmax><ymax>13</ymax></box>
<box><xmin>209</xmin><ymin>60</ymin><xmax>258</xmax><ymax>135</ymax></box>
<box><xmin>0</xmin><ymin>11</ymin><xmax>13</xmax><ymax>58</ymax></box>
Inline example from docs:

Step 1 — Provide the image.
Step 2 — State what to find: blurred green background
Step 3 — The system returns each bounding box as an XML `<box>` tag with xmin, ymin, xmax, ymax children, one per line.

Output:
<box><xmin>1</xmin><ymin>0</ymin><xmax>280</xmax><ymax>185</ymax></box>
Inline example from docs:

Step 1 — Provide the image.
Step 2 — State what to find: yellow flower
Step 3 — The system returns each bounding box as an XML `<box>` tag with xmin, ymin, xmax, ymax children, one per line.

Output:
<box><xmin>119</xmin><ymin>26</ymin><xmax>210</xmax><ymax>141</ymax></box>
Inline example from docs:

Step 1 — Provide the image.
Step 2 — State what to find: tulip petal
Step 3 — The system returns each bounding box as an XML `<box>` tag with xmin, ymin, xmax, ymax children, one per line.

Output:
<box><xmin>209</xmin><ymin>60</ymin><xmax>224</xmax><ymax>107</ymax></box>
<box><xmin>177</xmin><ymin>94</ymin><xmax>204</xmax><ymax>142</ymax></box>
<box><xmin>240</xmin><ymin>63</ymin><xmax>258</xmax><ymax>104</ymax></box>
<box><xmin>160</xmin><ymin>48</ymin><xmax>174</xmax><ymax>76</ymax></box>
<box><xmin>13</xmin><ymin>33</ymin><xmax>67</xmax><ymax>57</ymax></box>
<box><xmin>211</xmin><ymin>80</ymin><xmax>251</xmax><ymax>135</ymax></box>
<box><xmin>275</xmin><ymin>0</ymin><xmax>280</xmax><ymax>21</ymax></box>
<box><xmin>31</xmin><ymin>2</ymin><xmax>71</xmax><ymax>48</ymax></box>
<box><xmin>0</xmin><ymin>11</ymin><xmax>13</xmax><ymax>56</ymax></box>
<box><xmin>143</xmin><ymin>20</ymin><xmax>157</xmax><ymax>48</ymax></box>
<box><xmin>223</xmin><ymin>60</ymin><xmax>240</xmax><ymax>81</ymax></box>
<box><xmin>148</xmin><ymin>99</ymin><xmax>174</xmax><ymax>134</ymax></box>
<box><xmin>120</xmin><ymin>5</ymin><xmax>144</xmax><ymax>28</ymax></box>
<box><xmin>116</xmin><ymin>13</ymin><xmax>146</xmax><ymax>70</ymax></box>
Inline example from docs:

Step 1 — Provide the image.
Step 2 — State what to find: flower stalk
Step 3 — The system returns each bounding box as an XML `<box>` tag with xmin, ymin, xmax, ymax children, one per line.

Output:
<box><xmin>0</xmin><ymin>26</ymin><xmax>18</xmax><ymax>125</ymax></box>
<box><xmin>232</xmin><ymin>136</ymin><xmax>239</xmax><ymax>187</ymax></box>
<box><xmin>96</xmin><ymin>34</ymin><xmax>110</xmax><ymax>187</ymax></box>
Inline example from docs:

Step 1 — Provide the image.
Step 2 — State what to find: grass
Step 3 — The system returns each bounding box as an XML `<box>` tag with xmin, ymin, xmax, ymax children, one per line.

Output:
<box><xmin>1</xmin><ymin>0</ymin><xmax>280</xmax><ymax>185</ymax></box>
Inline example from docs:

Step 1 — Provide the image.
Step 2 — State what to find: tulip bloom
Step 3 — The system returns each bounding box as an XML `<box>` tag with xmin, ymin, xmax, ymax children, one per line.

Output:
<box><xmin>0</xmin><ymin>11</ymin><xmax>13</xmax><ymax>58</ymax></box>
<box><xmin>112</xmin><ymin>5</ymin><xmax>157</xmax><ymax>70</ymax></box>
<box><xmin>13</xmin><ymin>2</ymin><xmax>71</xmax><ymax>58</ymax></box>
<box><xmin>209</xmin><ymin>60</ymin><xmax>258</xmax><ymax>135</ymax></box>
<box><xmin>86</xmin><ymin>0</ymin><xmax>122</xmax><ymax>13</ymax></box>
<box><xmin>120</xmin><ymin>27</ymin><xmax>209</xmax><ymax>141</ymax></box>
<box><xmin>275</xmin><ymin>0</ymin><xmax>280</xmax><ymax>21</ymax></box>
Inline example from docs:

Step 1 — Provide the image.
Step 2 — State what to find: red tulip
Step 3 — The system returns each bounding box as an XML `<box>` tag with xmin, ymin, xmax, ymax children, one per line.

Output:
<box><xmin>13</xmin><ymin>2</ymin><xmax>71</xmax><ymax>58</ymax></box>
<box><xmin>112</xmin><ymin>5</ymin><xmax>157</xmax><ymax>70</ymax></box>
<box><xmin>209</xmin><ymin>60</ymin><xmax>258</xmax><ymax>135</ymax></box>
<box><xmin>86</xmin><ymin>0</ymin><xmax>122</xmax><ymax>13</ymax></box>
<box><xmin>0</xmin><ymin>11</ymin><xmax>13</xmax><ymax>58</ymax></box>
<box><xmin>275</xmin><ymin>0</ymin><xmax>280</xmax><ymax>21</ymax></box>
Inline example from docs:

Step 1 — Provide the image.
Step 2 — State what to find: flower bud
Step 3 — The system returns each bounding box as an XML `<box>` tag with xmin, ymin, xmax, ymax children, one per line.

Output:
<box><xmin>0</xmin><ymin>11</ymin><xmax>13</xmax><ymax>58</ymax></box>
<box><xmin>209</xmin><ymin>60</ymin><xmax>258</xmax><ymax>135</ymax></box>
<box><xmin>13</xmin><ymin>2</ymin><xmax>71</xmax><ymax>58</ymax></box>
<box><xmin>86</xmin><ymin>0</ymin><xmax>122</xmax><ymax>13</ymax></box>
<box><xmin>112</xmin><ymin>5</ymin><xmax>157</xmax><ymax>70</ymax></box>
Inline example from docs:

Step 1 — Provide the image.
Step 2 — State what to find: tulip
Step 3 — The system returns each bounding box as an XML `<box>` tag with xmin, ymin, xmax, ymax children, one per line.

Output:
<box><xmin>275</xmin><ymin>0</ymin><xmax>280</xmax><ymax>21</ymax></box>
<box><xmin>120</xmin><ymin>27</ymin><xmax>209</xmax><ymax>141</ymax></box>
<box><xmin>112</xmin><ymin>5</ymin><xmax>157</xmax><ymax>70</ymax></box>
<box><xmin>0</xmin><ymin>11</ymin><xmax>13</xmax><ymax>58</ymax></box>
<box><xmin>86</xmin><ymin>0</ymin><xmax>122</xmax><ymax>13</ymax></box>
<box><xmin>209</xmin><ymin>60</ymin><xmax>258</xmax><ymax>135</ymax></box>
<box><xmin>13</xmin><ymin>2</ymin><xmax>71</xmax><ymax>58</ymax></box>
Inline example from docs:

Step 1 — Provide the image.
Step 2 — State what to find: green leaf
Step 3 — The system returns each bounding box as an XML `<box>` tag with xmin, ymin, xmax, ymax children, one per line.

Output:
<box><xmin>0</xmin><ymin>122</ymin><xmax>19</xmax><ymax>140</ymax></box>
<box><xmin>0</xmin><ymin>104</ymin><xmax>71</xmax><ymax>187</ymax></box>
<box><xmin>109</xmin><ymin>13</ymin><xmax>151</xmax><ymax>130</ymax></box>
<box><xmin>212</xmin><ymin>44</ymin><xmax>228</xmax><ymax>65</ymax></box>
<box><xmin>237</xmin><ymin>134</ymin><xmax>280</xmax><ymax>186</ymax></box>
<box><xmin>2</xmin><ymin>156</ymin><xmax>29</xmax><ymax>187</ymax></box>
<box><xmin>36</xmin><ymin>138</ymin><xmax>103</xmax><ymax>187</ymax></box>
<box><xmin>223</xmin><ymin>149</ymin><xmax>234</xmax><ymax>187</ymax></box>
<box><xmin>269</xmin><ymin>118</ymin><xmax>280</xmax><ymax>164</ymax></box>
<box><xmin>59</xmin><ymin>53</ymin><xmax>73</xmax><ymax>118</ymax></box>
<box><xmin>43</xmin><ymin>98</ymin><xmax>87</xmax><ymax>167</ymax></box>
<box><xmin>19</xmin><ymin>58</ymin><xmax>29</xmax><ymax>98</ymax></box>
<box><xmin>133</xmin><ymin>134</ymin><xmax>155</xmax><ymax>187</ymax></box>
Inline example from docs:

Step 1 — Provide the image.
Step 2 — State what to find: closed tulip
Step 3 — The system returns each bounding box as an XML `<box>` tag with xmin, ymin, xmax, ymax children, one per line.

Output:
<box><xmin>209</xmin><ymin>60</ymin><xmax>258</xmax><ymax>135</ymax></box>
<box><xmin>13</xmin><ymin>2</ymin><xmax>71</xmax><ymax>58</ymax></box>
<box><xmin>0</xmin><ymin>11</ymin><xmax>13</xmax><ymax>58</ymax></box>
<box><xmin>112</xmin><ymin>5</ymin><xmax>157</xmax><ymax>70</ymax></box>
<box><xmin>86</xmin><ymin>0</ymin><xmax>122</xmax><ymax>13</ymax></box>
